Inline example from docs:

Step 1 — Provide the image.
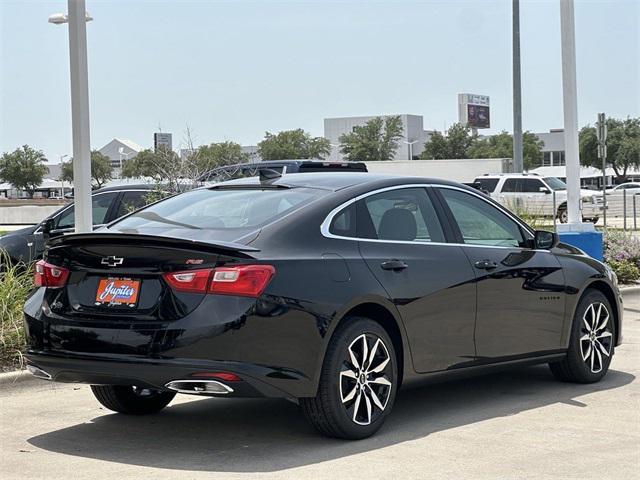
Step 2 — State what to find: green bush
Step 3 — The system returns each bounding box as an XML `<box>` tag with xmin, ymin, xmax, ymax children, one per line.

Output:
<box><xmin>0</xmin><ymin>251</ymin><xmax>33</xmax><ymax>370</ymax></box>
<box><xmin>607</xmin><ymin>260</ymin><xmax>640</xmax><ymax>284</ymax></box>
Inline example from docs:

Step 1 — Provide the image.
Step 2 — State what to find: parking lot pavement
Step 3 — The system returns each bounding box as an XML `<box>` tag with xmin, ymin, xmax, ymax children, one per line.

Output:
<box><xmin>1</xmin><ymin>292</ymin><xmax>638</xmax><ymax>480</ymax></box>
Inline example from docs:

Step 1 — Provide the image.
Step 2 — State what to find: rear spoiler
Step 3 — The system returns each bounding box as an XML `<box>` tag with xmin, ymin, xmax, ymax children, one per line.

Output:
<box><xmin>48</xmin><ymin>232</ymin><xmax>259</xmax><ymax>256</ymax></box>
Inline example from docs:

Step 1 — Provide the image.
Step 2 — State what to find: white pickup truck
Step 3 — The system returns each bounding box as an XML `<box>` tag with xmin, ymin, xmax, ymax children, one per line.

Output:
<box><xmin>473</xmin><ymin>173</ymin><xmax>604</xmax><ymax>223</ymax></box>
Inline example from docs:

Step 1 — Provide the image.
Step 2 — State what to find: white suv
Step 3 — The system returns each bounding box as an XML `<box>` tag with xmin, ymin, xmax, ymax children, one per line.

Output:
<box><xmin>473</xmin><ymin>174</ymin><xmax>603</xmax><ymax>223</ymax></box>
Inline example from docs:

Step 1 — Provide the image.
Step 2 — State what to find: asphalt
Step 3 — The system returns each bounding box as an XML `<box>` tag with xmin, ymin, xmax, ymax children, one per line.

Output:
<box><xmin>1</xmin><ymin>290</ymin><xmax>639</xmax><ymax>480</ymax></box>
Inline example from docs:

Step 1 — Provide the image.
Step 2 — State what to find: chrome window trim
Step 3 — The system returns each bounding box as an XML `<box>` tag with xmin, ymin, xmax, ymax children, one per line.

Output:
<box><xmin>319</xmin><ymin>183</ymin><xmax>538</xmax><ymax>251</ymax></box>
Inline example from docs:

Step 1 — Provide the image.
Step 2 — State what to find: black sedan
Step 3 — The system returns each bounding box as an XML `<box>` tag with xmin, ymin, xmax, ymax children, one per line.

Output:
<box><xmin>23</xmin><ymin>173</ymin><xmax>623</xmax><ymax>439</ymax></box>
<box><xmin>1</xmin><ymin>184</ymin><xmax>157</xmax><ymax>264</ymax></box>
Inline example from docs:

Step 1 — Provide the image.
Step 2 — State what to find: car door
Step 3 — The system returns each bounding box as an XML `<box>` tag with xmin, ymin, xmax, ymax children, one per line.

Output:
<box><xmin>522</xmin><ymin>178</ymin><xmax>553</xmax><ymax>216</ymax></box>
<box><xmin>356</xmin><ymin>186</ymin><xmax>477</xmax><ymax>373</ymax></box>
<box><xmin>435</xmin><ymin>186</ymin><xmax>566</xmax><ymax>360</ymax></box>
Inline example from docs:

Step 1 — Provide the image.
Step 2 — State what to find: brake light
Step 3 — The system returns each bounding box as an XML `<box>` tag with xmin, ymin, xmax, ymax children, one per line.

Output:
<box><xmin>209</xmin><ymin>265</ymin><xmax>275</xmax><ymax>297</ymax></box>
<box><xmin>163</xmin><ymin>265</ymin><xmax>275</xmax><ymax>297</ymax></box>
<box><xmin>163</xmin><ymin>268</ymin><xmax>212</xmax><ymax>293</ymax></box>
<box><xmin>34</xmin><ymin>260</ymin><xmax>70</xmax><ymax>288</ymax></box>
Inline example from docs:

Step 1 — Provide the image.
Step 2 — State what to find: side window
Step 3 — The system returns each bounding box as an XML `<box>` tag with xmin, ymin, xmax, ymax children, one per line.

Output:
<box><xmin>359</xmin><ymin>188</ymin><xmax>445</xmax><ymax>242</ymax></box>
<box><xmin>522</xmin><ymin>179</ymin><xmax>545</xmax><ymax>193</ymax></box>
<box><xmin>56</xmin><ymin>192</ymin><xmax>118</xmax><ymax>229</ymax></box>
<box><xmin>439</xmin><ymin>188</ymin><xmax>525</xmax><ymax>248</ymax></box>
<box><xmin>329</xmin><ymin>203</ymin><xmax>356</xmax><ymax>237</ymax></box>
<box><xmin>474</xmin><ymin>178</ymin><xmax>499</xmax><ymax>193</ymax></box>
<box><xmin>501</xmin><ymin>179</ymin><xmax>520</xmax><ymax>192</ymax></box>
<box><xmin>114</xmin><ymin>191</ymin><xmax>152</xmax><ymax>219</ymax></box>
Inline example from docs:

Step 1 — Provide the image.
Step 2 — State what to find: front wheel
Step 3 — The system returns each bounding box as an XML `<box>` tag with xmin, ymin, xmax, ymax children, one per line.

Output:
<box><xmin>91</xmin><ymin>385</ymin><xmax>176</xmax><ymax>415</ymax></box>
<box><xmin>549</xmin><ymin>290</ymin><xmax>616</xmax><ymax>383</ymax></box>
<box><xmin>300</xmin><ymin>317</ymin><xmax>398</xmax><ymax>439</ymax></box>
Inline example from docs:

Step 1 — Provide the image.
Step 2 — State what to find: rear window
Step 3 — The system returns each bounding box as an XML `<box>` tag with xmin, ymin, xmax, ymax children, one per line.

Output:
<box><xmin>111</xmin><ymin>187</ymin><xmax>324</xmax><ymax>230</ymax></box>
<box><xmin>473</xmin><ymin>178</ymin><xmax>499</xmax><ymax>193</ymax></box>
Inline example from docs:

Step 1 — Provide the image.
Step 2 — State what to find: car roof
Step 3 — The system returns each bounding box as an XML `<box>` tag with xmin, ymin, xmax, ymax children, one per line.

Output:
<box><xmin>213</xmin><ymin>172</ymin><xmax>466</xmax><ymax>192</ymax></box>
<box><xmin>476</xmin><ymin>173</ymin><xmax>543</xmax><ymax>178</ymax></box>
<box><xmin>93</xmin><ymin>184</ymin><xmax>156</xmax><ymax>194</ymax></box>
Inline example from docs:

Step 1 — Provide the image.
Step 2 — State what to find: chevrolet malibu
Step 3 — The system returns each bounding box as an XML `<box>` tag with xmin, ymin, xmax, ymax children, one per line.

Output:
<box><xmin>24</xmin><ymin>172</ymin><xmax>622</xmax><ymax>439</ymax></box>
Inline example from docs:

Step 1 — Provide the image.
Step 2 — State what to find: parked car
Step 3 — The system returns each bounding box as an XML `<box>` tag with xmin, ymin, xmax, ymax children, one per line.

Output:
<box><xmin>24</xmin><ymin>172</ymin><xmax>622</xmax><ymax>439</ymax></box>
<box><xmin>199</xmin><ymin>159</ymin><xmax>367</xmax><ymax>183</ymax></box>
<box><xmin>474</xmin><ymin>173</ymin><xmax>604</xmax><ymax>223</ymax></box>
<box><xmin>606</xmin><ymin>182</ymin><xmax>640</xmax><ymax>195</ymax></box>
<box><xmin>0</xmin><ymin>184</ymin><xmax>158</xmax><ymax>264</ymax></box>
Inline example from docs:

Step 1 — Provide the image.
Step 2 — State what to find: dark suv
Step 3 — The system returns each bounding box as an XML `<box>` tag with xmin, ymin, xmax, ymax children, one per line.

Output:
<box><xmin>0</xmin><ymin>184</ymin><xmax>157</xmax><ymax>264</ymax></box>
<box><xmin>199</xmin><ymin>160</ymin><xmax>367</xmax><ymax>183</ymax></box>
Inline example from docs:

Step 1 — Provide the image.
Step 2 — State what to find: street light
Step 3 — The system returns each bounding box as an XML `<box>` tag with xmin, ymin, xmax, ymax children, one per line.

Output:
<box><xmin>59</xmin><ymin>154</ymin><xmax>69</xmax><ymax>197</ymax></box>
<box><xmin>403</xmin><ymin>140</ymin><xmax>419</xmax><ymax>160</ymax></box>
<box><xmin>49</xmin><ymin>1</ymin><xmax>93</xmax><ymax>233</ymax></box>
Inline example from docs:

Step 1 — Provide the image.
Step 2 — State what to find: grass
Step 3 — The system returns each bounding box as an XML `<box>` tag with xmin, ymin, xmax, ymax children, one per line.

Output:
<box><xmin>0</xmin><ymin>250</ymin><xmax>33</xmax><ymax>371</ymax></box>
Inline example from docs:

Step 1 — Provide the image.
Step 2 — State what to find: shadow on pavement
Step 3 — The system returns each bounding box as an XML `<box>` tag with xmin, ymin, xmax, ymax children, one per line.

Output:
<box><xmin>28</xmin><ymin>365</ymin><xmax>634</xmax><ymax>473</ymax></box>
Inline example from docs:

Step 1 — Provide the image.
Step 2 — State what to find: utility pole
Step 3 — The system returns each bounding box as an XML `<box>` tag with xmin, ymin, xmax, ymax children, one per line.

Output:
<box><xmin>559</xmin><ymin>0</ymin><xmax>582</xmax><ymax>227</ymax></box>
<box><xmin>512</xmin><ymin>0</ymin><xmax>523</xmax><ymax>173</ymax></box>
<box><xmin>597</xmin><ymin>112</ymin><xmax>608</xmax><ymax>229</ymax></box>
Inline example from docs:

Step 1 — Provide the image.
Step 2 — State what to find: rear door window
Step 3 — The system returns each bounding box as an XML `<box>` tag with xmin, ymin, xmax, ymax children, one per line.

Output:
<box><xmin>474</xmin><ymin>178</ymin><xmax>499</xmax><ymax>193</ymax></box>
<box><xmin>358</xmin><ymin>188</ymin><xmax>445</xmax><ymax>242</ymax></box>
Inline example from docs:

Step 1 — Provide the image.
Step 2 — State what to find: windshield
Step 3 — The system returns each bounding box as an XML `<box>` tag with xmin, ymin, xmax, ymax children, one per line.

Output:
<box><xmin>110</xmin><ymin>187</ymin><xmax>324</xmax><ymax>231</ymax></box>
<box><xmin>543</xmin><ymin>177</ymin><xmax>567</xmax><ymax>191</ymax></box>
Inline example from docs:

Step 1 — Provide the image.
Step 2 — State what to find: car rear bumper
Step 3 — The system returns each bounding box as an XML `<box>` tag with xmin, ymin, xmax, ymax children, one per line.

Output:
<box><xmin>24</xmin><ymin>350</ymin><xmax>299</xmax><ymax>399</ymax></box>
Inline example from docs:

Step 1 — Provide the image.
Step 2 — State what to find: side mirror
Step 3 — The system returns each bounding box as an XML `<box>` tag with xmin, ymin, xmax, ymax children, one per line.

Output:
<box><xmin>539</xmin><ymin>186</ymin><xmax>551</xmax><ymax>194</ymax></box>
<box><xmin>534</xmin><ymin>230</ymin><xmax>559</xmax><ymax>250</ymax></box>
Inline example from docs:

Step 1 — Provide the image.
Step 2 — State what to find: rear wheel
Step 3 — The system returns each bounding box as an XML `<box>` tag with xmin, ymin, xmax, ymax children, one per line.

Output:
<box><xmin>91</xmin><ymin>385</ymin><xmax>176</xmax><ymax>415</ymax></box>
<box><xmin>549</xmin><ymin>290</ymin><xmax>616</xmax><ymax>383</ymax></box>
<box><xmin>300</xmin><ymin>317</ymin><xmax>398</xmax><ymax>439</ymax></box>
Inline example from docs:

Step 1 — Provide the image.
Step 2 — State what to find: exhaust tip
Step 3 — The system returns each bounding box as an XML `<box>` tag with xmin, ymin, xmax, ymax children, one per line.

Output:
<box><xmin>164</xmin><ymin>379</ymin><xmax>234</xmax><ymax>395</ymax></box>
<box><xmin>26</xmin><ymin>364</ymin><xmax>52</xmax><ymax>380</ymax></box>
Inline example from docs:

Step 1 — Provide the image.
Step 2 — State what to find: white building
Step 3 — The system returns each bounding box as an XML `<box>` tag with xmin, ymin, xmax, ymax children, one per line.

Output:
<box><xmin>324</xmin><ymin>114</ymin><xmax>433</xmax><ymax>161</ymax></box>
<box><xmin>98</xmin><ymin>138</ymin><xmax>143</xmax><ymax>172</ymax></box>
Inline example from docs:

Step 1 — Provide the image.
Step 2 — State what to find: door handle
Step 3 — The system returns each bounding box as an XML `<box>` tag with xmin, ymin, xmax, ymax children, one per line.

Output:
<box><xmin>381</xmin><ymin>260</ymin><xmax>408</xmax><ymax>271</ymax></box>
<box><xmin>474</xmin><ymin>260</ymin><xmax>498</xmax><ymax>270</ymax></box>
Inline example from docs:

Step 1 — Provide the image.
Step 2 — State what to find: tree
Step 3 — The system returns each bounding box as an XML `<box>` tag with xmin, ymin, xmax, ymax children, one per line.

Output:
<box><xmin>258</xmin><ymin>129</ymin><xmax>331</xmax><ymax>160</ymax></box>
<box><xmin>194</xmin><ymin>141</ymin><xmax>248</xmax><ymax>172</ymax></box>
<box><xmin>580</xmin><ymin>117</ymin><xmax>640</xmax><ymax>182</ymax></box>
<box><xmin>466</xmin><ymin>130</ymin><xmax>544</xmax><ymax>171</ymax></box>
<box><xmin>339</xmin><ymin>116</ymin><xmax>404</xmax><ymax>161</ymax></box>
<box><xmin>121</xmin><ymin>147</ymin><xmax>183</xmax><ymax>193</ymax></box>
<box><xmin>60</xmin><ymin>150</ymin><xmax>113</xmax><ymax>188</ymax></box>
<box><xmin>0</xmin><ymin>145</ymin><xmax>48</xmax><ymax>198</ymax></box>
<box><xmin>420</xmin><ymin>123</ymin><xmax>477</xmax><ymax>159</ymax></box>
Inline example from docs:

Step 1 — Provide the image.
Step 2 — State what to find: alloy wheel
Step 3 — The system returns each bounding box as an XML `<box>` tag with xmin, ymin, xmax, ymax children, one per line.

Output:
<box><xmin>339</xmin><ymin>333</ymin><xmax>393</xmax><ymax>426</ymax></box>
<box><xmin>580</xmin><ymin>302</ymin><xmax>613</xmax><ymax>373</ymax></box>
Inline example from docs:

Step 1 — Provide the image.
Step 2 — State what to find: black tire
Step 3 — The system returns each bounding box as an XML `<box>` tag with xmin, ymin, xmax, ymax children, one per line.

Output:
<box><xmin>549</xmin><ymin>289</ymin><xmax>616</xmax><ymax>383</ymax></box>
<box><xmin>91</xmin><ymin>385</ymin><xmax>176</xmax><ymax>415</ymax></box>
<box><xmin>300</xmin><ymin>317</ymin><xmax>398</xmax><ymax>440</ymax></box>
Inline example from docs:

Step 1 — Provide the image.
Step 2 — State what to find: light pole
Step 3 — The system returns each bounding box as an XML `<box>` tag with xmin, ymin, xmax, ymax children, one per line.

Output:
<box><xmin>403</xmin><ymin>140</ymin><xmax>419</xmax><ymax>160</ymax></box>
<box><xmin>559</xmin><ymin>0</ymin><xmax>583</xmax><ymax>228</ymax></box>
<box><xmin>59</xmin><ymin>154</ymin><xmax>69</xmax><ymax>197</ymax></box>
<box><xmin>512</xmin><ymin>0</ymin><xmax>524</xmax><ymax>173</ymax></box>
<box><xmin>49</xmin><ymin>1</ymin><xmax>93</xmax><ymax>233</ymax></box>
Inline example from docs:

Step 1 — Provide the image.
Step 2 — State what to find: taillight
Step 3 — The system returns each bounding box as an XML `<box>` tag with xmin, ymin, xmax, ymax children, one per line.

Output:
<box><xmin>34</xmin><ymin>260</ymin><xmax>70</xmax><ymax>288</ymax></box>
<box><xmin>162</xmin><ymin>265</ymin><xmax>275</xmax><ymax>297</ymax></box>
<box><xmin>162</xmin><ymin>268</ymin><xmax>212</xmax><ymax>293</ymax></box>
<box><xmin>209</xmin><ymin>265</ymin><xmax>275</xmax><ymax>297</ymax></box>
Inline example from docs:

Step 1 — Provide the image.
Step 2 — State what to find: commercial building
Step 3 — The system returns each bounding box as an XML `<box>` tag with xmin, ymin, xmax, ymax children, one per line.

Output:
<box><xmin>324</xmin><ymin>114</ymin><xmax>433</xmax><ymax>161</ymax></box>
<box><xmin>98</xmin><ymin>138</ymin><xmax>142</xmax><ymax>171</ymax></box>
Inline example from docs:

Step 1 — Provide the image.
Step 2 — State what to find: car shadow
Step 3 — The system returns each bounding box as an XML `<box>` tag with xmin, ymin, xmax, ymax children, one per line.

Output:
<box><xmin>28</xmin><ymin>365</ymin><xmax>634</xmax><ymax>473</ymax></box>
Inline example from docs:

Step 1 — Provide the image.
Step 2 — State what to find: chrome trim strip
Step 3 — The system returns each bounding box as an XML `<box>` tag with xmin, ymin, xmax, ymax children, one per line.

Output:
<box><xmin>164</xmin><ymin>379</ymin><xmax>234</xmax><ymax>394</ymax></box>
<box><xmin>319</xmin><ymin>183</ymin><xmax>538</xmax><ymax>251</ymax></box>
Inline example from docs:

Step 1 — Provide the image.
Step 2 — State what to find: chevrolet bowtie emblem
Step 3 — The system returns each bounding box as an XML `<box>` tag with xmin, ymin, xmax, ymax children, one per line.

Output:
<box><xmin>101</xmin><ymin>256</ymin><xmax>124</xmax><ymax>267</ymax></box>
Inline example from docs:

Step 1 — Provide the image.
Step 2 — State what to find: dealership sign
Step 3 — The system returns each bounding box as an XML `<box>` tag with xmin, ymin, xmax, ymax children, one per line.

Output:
<box><xmin>458</xmin><ymin>93</ymin><xmax>490</xmax><ymax>129</ymax></box>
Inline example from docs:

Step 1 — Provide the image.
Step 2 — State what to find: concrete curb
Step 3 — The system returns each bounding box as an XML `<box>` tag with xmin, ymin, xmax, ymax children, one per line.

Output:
<box><xmin>0</xmin><ymin>369</ymin><xmax>38</xmax><ymax>388</ymax></box>
<box><xmin>621</xmin><ymin>285</ymin><xmax>640</xmax><ymax>295</ymax></box>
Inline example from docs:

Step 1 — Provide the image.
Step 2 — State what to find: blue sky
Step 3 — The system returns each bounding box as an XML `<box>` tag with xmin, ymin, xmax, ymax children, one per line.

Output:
<box><xmin>1</xmin><ymin>0</ymin><xmax>638</xmax><ymax>163</ymax></box>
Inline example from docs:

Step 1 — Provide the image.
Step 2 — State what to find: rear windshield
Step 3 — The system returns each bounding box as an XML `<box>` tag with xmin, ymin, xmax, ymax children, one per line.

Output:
<box><xmin>110</xmin><ymin>187</ymin><xmax>324</xmax><ymax>230</ymax></box>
